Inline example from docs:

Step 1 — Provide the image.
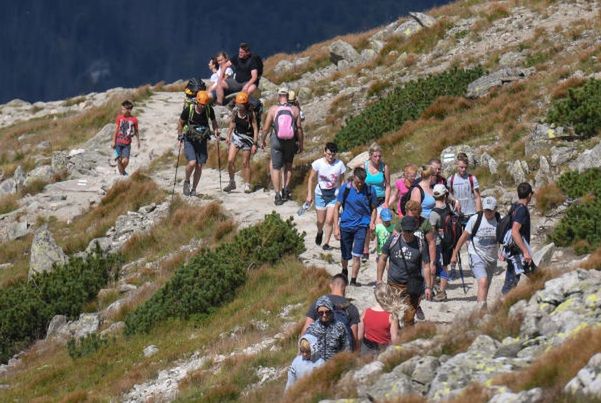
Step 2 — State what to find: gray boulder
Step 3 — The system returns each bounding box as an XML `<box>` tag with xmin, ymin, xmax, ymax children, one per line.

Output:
<box><xmin>23</xmin><ymin>165</ymin><xmax>55</xmax><ymax>187</ymax></box>
<box><xmin>46</xmin><ymin>315</ymin><xmax>68</xmax><ymax>339</ymax></box>
<box><xmin>7</xmin><ymin>220</ymin><xmax>29</xmax><ymax>240</ymax></box>
<box><xmin>329</xmin><ymin>40</ymin><xmax>360</xmax><ymax>66</ymax></box>
<box><xmin>480</xmin><ymin>153</ymin><xmax>498</xmax><ymax>175</ymax></box>
<box><xmin>409</xmin><ymin>12</ymin><xmax>437</xmax><ymax>28</ymax></box>
<box><xmin>489</xmin><ymin>388</ymin><xmax>544</xmax><ymax>403</ymax></box>
<box><xmin>467</xmin><ymin>68</ymin><xmax>535</xmax><ymax>98</ymax></box>
<box><xmin>365</xmin><ymin>368</ymin><xmax>413</xmax><ymax>401</ymax></box>
<box><xmin>499</xmin><ymin>51</ymin><xmax>526</xmax><ymax>67</ymax></box>
<box><xmin>360</xmin><ymin>49</ymin><xmax>378</xmax><ymax>63</ymax></box>
<box><xmin>273</xmin><ymin>60</ymin><xmax>294</xmax><ymax>75</ymax></box>
<box><xmin>564</xmin><ymin>353</ymin><xmax>601</xmax><ymax>398</ymax></box>
<box><xmin>569</xmin><ymin>141</ymin><xmax>601</xmax><ymax>173</ymax></box>
<box><xmin>532</xmin><ymin>243</ymin><xmax>555</xmax><ymax>268</ymax></box>
<box><xmin>0</xmin><ymin>178</ymin><xmax>17</xmax><ymax>195</ymax></box>
<box><xmin>550</xmin><ymin>145</ymin><xmax>577</xmax><ymax>167</ymax></box>
<box><xmin>13</xmin><ymin>165</ymin><xmax>26</xmax><ymax>186</ymax></box>
<box><xmin>534</xmin><ymin>156</ymin><xmax>550</xmax><ymax>189</ymax></box>
<box><xmin>51</xmin><ymin>151</ymin><xmax>69</xmax><ymax>172</ymax></box>
<box><xmin>507</xmin><ymin>160</ymin><xmax>528</xmax><ymax>185</ymax></box>
<box><xmin>46</xmin><ymin>313</ymin><xmax>101</xmax><ymax>342</ymax></box>
<box><xmin>29</xmin><ymin>225</ymin><xmax>68</xmax><ymax>280</ymax></box>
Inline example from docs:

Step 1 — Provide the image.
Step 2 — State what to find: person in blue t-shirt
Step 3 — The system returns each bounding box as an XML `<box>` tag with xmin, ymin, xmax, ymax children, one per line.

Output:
<box><xmin>333</xmin><ymin>167</ymin><xmax>378</xmax><ymax>287</ymax></box>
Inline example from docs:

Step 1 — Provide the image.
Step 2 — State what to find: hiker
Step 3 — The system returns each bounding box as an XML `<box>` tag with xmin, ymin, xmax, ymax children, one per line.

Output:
<box><xmin>208</xmin><ymin>53</ymin><xmax>233</xmax><ymax>92</ymax></box>
<box><xmin>429</xmin><ymin>158</ymin><xmax>447</xmax><ymax>186</ymax></box>
<box><xmin>362</xmin><ymin>143</ymin><xmax>391</xmax><ymax>262</ymax></box>
<box><xmin>285</xmin><ymin>334</ymin><xmax>325</xmax><ymax>391</ymax></box>
<box><xmin>358</xmin><ymin>283</ymin><xmax>402</xmax><ymax>355</ymax></box>
<box><xmin>389</xmin><ymin>163</ymin><xmax>418</xmax><ymax>217</ymax></box>
<box><xmin>375</xmin><ymin>208</ymin><xmax>394</xmax><ymax>262</ymax></box>
<box><xmin>288</xmin><ymin>90</ymin><xmax>305</xmax><ymax>121</ymax></box>
<box><xmin>111</xmin><ymin>100</ymin><xmax>140</xmax><ymax>176</ymax></box>
<box><xmin>410</xmin><ymin>165</ymin><xmax>437</xmax><ymax>219</ymax></box>
<box><xmin>501</xmin><ymin>182</ymin><xmax>534</xmax><ymax>294</ymax></box>
<box><xmin>376</xmin><ymin>216</ymin><xmax>431</xmax><ymax>327</ymax></box>
<box><xmin>333</xmin><ymin>167</ymin><xmax>378</xmax><ymax>287</ymax></box>
<box><xmin>215</xmin><ymin>42</ymin><xmax>263</xmax><ymax>105</ymax></box>
<box><xmin>428</xmin><ymin>184</ymin><xmax>459</xmax><ymax>302</ymax></box>
<box><xmin>448</xmin><ymin>152</ymin><xmax>481</xmax><ymax>220</ymax></box>
<box><xmin>301</xmin><ymin>273</ymin><xmax>360</xmax><ymax>351</ymax></box>
<box><xmin>223</xmin><ymin>92</ymin><xmax>258</xmax><ymax>193</ymax></box>
<box><xmin>183</xmin><ymin>78</ymin><xmax>206</xmax><ymax>108</ymax></box>
<box><xmin>260</xmin><ymin>87</ymin><xmax>303</xmax><ymax>205</ymax></box>
<box><xmin>176</xmin><ymin>90</ymin><xmax>219</xmax><ymax>197</ymax></box>
<box><xmin>451</xmin><ymin>196</ymin><xmax>499</xmax><ymax>308</ymax></box>
<box><xmin>304</xmin><ymin>296</ymin><xmax>352</xmax><ymax>360</ymax></box>
<box><xmin>306</xmin><ymin>142</ymin><xmax>346</xmax><ymax>250</ymax></box>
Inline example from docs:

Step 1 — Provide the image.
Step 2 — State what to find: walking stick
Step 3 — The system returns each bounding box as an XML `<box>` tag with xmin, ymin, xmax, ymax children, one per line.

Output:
<box><xmin>171</xmin><ymin>140</ymin><xmax>182</xmax><ymax>204</ymax></box>
<box><xmin>456</xmin><ymin>253</ymin><xmax>467</xmax><ymax>294</ymax></box>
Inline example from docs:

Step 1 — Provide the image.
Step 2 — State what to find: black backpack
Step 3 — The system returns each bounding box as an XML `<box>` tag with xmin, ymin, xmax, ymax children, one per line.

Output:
<box><xmin>432</xmin><ymin>205</ymin><xmax>462</xmax><ymax>251</ymax></box>
<box><xmin>332</xmin><ymin>302</ymin><xmax>354</xmax><ymax>348</ymax></box>
<box><xmin>400</xmin><ymin>184</ymin><xmax>425</xmax><ymax>216</ymax></box>
<box><xmin>496</xmin><ymin>204</ymin><xmax>518</xmax><ymax>244</ymax></box>
<box><xmin>471</xmin><ymin>210</ymin><xmax>501</xmax><ymax>238</ymax></box>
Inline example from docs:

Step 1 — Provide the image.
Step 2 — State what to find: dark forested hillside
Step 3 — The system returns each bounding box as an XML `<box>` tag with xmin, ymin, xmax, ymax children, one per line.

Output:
<box><xmin>0</xmin><ymin>0</ymin><xmax>449</xmax><ymax>103</ymax></box>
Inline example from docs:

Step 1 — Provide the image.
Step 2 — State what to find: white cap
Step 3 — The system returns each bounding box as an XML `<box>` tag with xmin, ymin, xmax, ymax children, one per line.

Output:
<box><xmin>482</xmin><ymin>196</ymin><xmax>497</xmax><ymax>210</ymax></box>
<box><xmin>278</xmin><ymin>86</ymin><xmax>289</xmax><ymax>95</ymax></box>
<box><xmin>433</xmin><ymin>184</ymin><xmax>448</xmax><ymax>197</ymax></box>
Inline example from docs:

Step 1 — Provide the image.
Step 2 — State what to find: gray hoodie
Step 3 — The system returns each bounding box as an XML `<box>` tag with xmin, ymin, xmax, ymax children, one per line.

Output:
<box><xmin>285</xmin><ymin>333</ymin><xmax>325</xmax><ymax>390</ymax></box>
<box><xmin>304</xmin><ymin>296</ymin><xmax>351</xmax><ymax>361</ymax></box>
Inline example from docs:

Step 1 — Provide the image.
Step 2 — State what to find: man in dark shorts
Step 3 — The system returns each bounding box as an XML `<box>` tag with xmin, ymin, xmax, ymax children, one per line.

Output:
<box><xmin>260</xmin><ymin>87</ymin><xmax>303</xmax><ymax>205</ymax></box>
<box><xmin>215</xmin><ymin>42</ymin><xmax>263</xmax><ymax>105</ymax></box>
<box><xmin>176</xmin><ymin>91</ymin><xmax>219</xmax><ymax>197</ymax></box>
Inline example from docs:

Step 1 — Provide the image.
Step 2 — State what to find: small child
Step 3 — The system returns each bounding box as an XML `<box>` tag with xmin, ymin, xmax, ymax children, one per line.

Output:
<box><xmin>285</xmin><ymin>334</ymin><xmax>325</xmax><ymax>391</ymax></box>
<box><xmin>375</xmin><ymin>208</ymin><xmax>394</xmax><ymax>262</ymax></box>
<box><xmin>111</xmin><ymin>100</ymin><xmax>140</xmax><ymax>176</ymax></box>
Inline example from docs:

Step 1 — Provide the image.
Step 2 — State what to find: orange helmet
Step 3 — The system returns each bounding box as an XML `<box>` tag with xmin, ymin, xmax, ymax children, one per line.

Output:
<box><xmin>235</xmin><ymin>92</ymin><xmax>249</xmax><ymax>104</ymax></box>
<box><xmin>196</xmin><ymin>90</ymin><xmax>210</xmax><ymax>105</ymax></box>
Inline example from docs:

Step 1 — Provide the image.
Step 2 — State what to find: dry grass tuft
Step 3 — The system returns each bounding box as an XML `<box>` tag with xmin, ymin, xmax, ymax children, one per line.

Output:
<box><xmin>421</xmin><ymin>96</ymin><xmax>473</xmax><ymax>120</ymax></box>
<box><xmin>582</xmin><ymin>246</ymin><xmax>601</xmax><ymax>270</ymax></box>
<box><xmin>0</xmin><ymin>193</ymin><xmax>19</xmax><ymax>215</ymax></box>
<box><xmin>213</xmin><ymin>218</ymin><xmax>236</xmax><ymax>242</ymax></box>
<box><xmin>535</xmin><ymin>182</ymin><xmax>566</xmax><ymax>213</ymax></box>
<box><xmin>398</xmin><ymin>322</ymin><xmax>438</xmax><ymax>344</ymax></box>
<box><xmin>550</xmin><ymin>76</ymin><xmax>586</xmax><ymax>100</ymax></box>
<box><xmin>446</xmin><ymin>382</ymin><xmax>491</xmax><ymax>403</ymax></box>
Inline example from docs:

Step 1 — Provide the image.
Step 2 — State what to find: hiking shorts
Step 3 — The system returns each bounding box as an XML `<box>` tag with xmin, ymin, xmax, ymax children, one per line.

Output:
<box><xmin>225</xmin><ymin>78</ymin><xmax>245</xmax><ymax>94</ymax></box>
<box><xmin>115</xmin><ymin>144</ymin><xmax>130</xmax><ymax>159</ymax></box>
<box><xmin>315</xmin><ymin>192</ymin><xmax>337</xmax><ymax>210</ymax></box>
<box><xmin>183</xmin><ymin>138</ymin><xmax>208</xmax><ymax>164</ymax></box>
<box><xmin>340</xmin><ymin>226</ymin><xmax>367</xmax><ymax>261</ymax></box>
<box><xmin>470</xmin><ymin>253</ymin><xmax>496</xmax><ymax>281</ymax></box>
<box><xmin>232</xmin><ymin>132</ymin><xmax>254</xmax><ymax>151</ymax></box>
<box><xmin>271</xmin><ymin>136</ymin><xmax>296</xmax><ymax>170</ymax></box>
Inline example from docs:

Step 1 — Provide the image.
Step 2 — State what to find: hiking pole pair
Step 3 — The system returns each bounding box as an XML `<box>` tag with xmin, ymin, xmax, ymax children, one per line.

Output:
<box><xmin>171</xmin><ymin>139</ymin><xmax>183</xmax><ymax>204</ymax></box>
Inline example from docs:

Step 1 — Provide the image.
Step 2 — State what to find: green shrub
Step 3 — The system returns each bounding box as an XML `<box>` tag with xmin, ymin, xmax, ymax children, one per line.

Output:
<box><xmin>67</xmin><ymin>333</ymin><xmax>112</xmax><ymax>359</ymax></box>
<box><xmin>125</xmin><ymin>213</ymin><xmax>305</xmax><ymax>334</ymax></box>
<box><xmin>0</xmin><ymin>249</ymin><xmax>121</xmax><ymax>363</ymax></box>
<box><xmin>333</xmin><ymin>66</ymin><xmax>484</xmax><ymax>150</ymax></box>
<box><xmin>550</xmin><ymin>168</ymin><xmax>601</xmax><ymax>253</ymax></box>
<box><xmin>547</xmin><ymin>79</ymin><xmax>601</xmax><ymax>138</ymax></box>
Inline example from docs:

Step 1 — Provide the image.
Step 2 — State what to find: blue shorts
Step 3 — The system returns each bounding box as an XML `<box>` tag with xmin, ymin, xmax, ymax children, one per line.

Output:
<box><xmin>115</xmin><ymin>144</ymin><xmax>130</xmax><ymax>159</ymax></box>
<box><xmin>435</xmin><ymin>244</ymin><xmax>449</xmax><ymax>280</ymax></box>
<box><xmin>315</xmin><ymin>192</ymin><xmax>337</xmax><ymax>210</ymax></box>
<box><xmin>183</xmin><ymin>138</ymin><xmax>208</xmax><ymax>164</ymax></box>
<box><xmin>340</xmin><ymin>226</ymin><xmax>367</xmax><ymax>261</ymax></box>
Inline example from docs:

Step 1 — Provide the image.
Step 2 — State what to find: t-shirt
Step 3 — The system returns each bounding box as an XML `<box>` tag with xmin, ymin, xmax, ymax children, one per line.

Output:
<box><xmin>429</xmin><ymin>207</ymin><xmax>445</xmax><ymax>246</ymax></box>
<box><xmin>306</xmin><ymin>294</ymin><xmax>360</xmax><ymax>326</ymax></box>
<box><xmin>512</xmin><ymin>203</ymin><xmax>531</xmax><ymax>243</ymax></box>
<box><xmin>465</xmin><ymin>213</ymin><xmax>498</xmax><ymax>263</ymax></box>
<box><xmin>395</xmin><ymin>178</ymin><xmax>411</xmax><ymax>214</ymax></box>
<box><xmin>337</xmin><ymin>182</ymin><xmax>378</xmax><ymax>231</ymax></box>
<box><xmin>448</xmin><ymin>174</ymin><xmax>480</xmax><ymax>216</ymax></box>
<box><xmin>180</xmin><ymin>104</ymin><xmax>215</xmax><ymax>128</ymax></box>
<box><xmin>382</xmin><ymin>234</ymin><xmax>429</xmax><ymax>284</ymax></box>
<box><xmin>211</xmin><ymin>66</ymin><xmax>233</xmax><ymax>83</ymax></box>
<box><xmin>231</xmin><ymin>53</ymin><xmax>263</xmax><ymax>83</ymax></box>
<box><xmin>311</xmin><ymin>158</ymin><xmax>346</xmax><ymax>195</ymax></box>
<box><xmin>375</xmin><ymin>223</ymin><xmax>394</xmax><ymax>254</ymax></box>
<box><xmin>115</xmin><ymin>114</ymin><xmax>138</xmax><ymax>145</ymax></box>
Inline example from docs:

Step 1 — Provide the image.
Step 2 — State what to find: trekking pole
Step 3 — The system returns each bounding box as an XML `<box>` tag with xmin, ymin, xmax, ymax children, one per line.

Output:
<box><xmin>456</xmin><ymin>253</ymin><xmax>467</xmax><ymax>294</ymax></box>
<box><xmin>171</xmin><ymin>140</ymin><xmax>183</xmax><ymax>204</ymax></box>
<box><xmin>216</xmin><ymin>132</ymin><xmax>223</xmax><ymax>191</ymax></box>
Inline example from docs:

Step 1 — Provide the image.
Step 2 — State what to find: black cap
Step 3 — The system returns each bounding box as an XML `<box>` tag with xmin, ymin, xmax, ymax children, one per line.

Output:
<box><xmin>396</xmin><ymin>216</ymin><xmax>419</xmax><ymax>232</ymax></box>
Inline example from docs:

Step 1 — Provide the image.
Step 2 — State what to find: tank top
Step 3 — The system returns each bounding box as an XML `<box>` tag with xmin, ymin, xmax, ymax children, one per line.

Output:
<box><xmin>363</xmin><ymin>308</ymin><xmax>391</xmax><ymax>345</ymax></box>
<box><xmin>365</xmin><ymin>161</ymin><xmax>385</xmax><ymax>198</ymax></box>
<box><xmin>395</xmin><ymin>178</ymin><xmax>411</xmax><ymax>215</ymax></box>
<box><xmin>421</xmin><ymin>190</ymin><xmax>436</xmax><ymax>219</ymax></box>
<box><xmin>234</xmin><ymin>111</ymin><xmax>253</xmax><ymax>136</ymax></box>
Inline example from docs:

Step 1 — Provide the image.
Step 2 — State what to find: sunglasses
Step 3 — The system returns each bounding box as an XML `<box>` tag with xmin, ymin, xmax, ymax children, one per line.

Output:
<box><xmin>317</xmin><ymin>309</ymin><xmax>332</xmax><ymax>316</ymax></box>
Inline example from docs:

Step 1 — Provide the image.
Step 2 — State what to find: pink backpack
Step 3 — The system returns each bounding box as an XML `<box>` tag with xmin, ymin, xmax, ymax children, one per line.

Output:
<box><xmin>273</xmin><ymin>105</ymin><xmax>296</xmax><ymax>140</ymax></box>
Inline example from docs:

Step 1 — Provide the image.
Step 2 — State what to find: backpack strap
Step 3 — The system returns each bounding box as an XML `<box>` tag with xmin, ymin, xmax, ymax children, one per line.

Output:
<box><xmin>417</xmin><ymin>185</ymin><xmax>425</xmax><ymax>203</ymax></box>
<box><xmin>471</xmin><ymin>211</ymin><xmax>484</xmax><ymax>239</ymax></box>
<box><xmin>341</xmin><ymin>182</ymin><xmax>352</xmax><ymax>210</ymax></box>
<box><xmin>468</xmin><ymin>174</ymin><xmax>474</xmax><ymax>194</ymax></box>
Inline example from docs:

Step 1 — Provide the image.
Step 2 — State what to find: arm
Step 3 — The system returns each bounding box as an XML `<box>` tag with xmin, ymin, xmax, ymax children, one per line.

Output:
<box><xmin>358</xmin><ymin>311</ymin><xmax>365</xmax><ymax>343</ymax></box>
<box><xmin>306</xmin><ymin>169</ymin><xmax>316</xmax><ymax>203</ymax></box>
<box><xmin>376</xmin><ymin>253</ymin><xmax>388</xmax><ymax>283</ymax></box>
<box><xmin>333</xmin><ymin>201</ymin><xmax>341</xmax><ymax>240</ymax></box>
<box><xmin>251</xmin><ymin>112</ymin><xmax>259</xmax><ymax>153</ymax></box>
<box><xmin>294</xmin><ymin>106</ymin><xmax>304</xmax><ymax>153</ymax></box>
<box><xmin>410</xmin><ymin>186</ymin><xmax>421</xmax><ymax>203</ymax></box>
<box><xmin>112</xmin><ymin>120</ymin><xmax>118</xmax><ymax>148</ymax></box>
<box><xmin>474</xmin><ymin>189</ymin><xmax>482</xmax><ymax>212</ymax></box>
<box><xmin>351</xmin><ymin>324</ymin><xmax>359</xmax><ymax>351</ymax></box>
<box><xmin>511</xmin><ymin>221</ymin><xmax>532</xmax><ymax>263</ymax></box>
<box><xmin>383</xmin><ymin>164</ymin><xmax>391</xmax><ymax>208</ymax></box>
<box><xmin>177</xmin><ymin>119</ymin><xmax>185</xmax><ymax>140</ymax></box>
<box><xmin>225</xmin><ymin>118</ymin><xmax>235</xmax><ymax>144</ymax></box>
<box><xmin>260</xmin><ymin>108</ymin><xmax>274</xmax><ymax>148</ymax></box>
<box><xmin>370</xmin><ymin>206</ymin><xmax>377</xmax><ymax>231</ymax></box>
<box><xmin>451</xmin><ymin>230</ymin><xmax>470</xmax><ymax>265</ymax></box>
<box><xmin>389</xmin><ymin>314</ymin><xmax>399</xmax><ymax>344</ymax></box>
<box><xmin>211</xmin><ymin>118</ymin><xmax>219</xmax><ymax>134</ymax></box>
<box><xmin>389</xmin><ymin>185</ymin><xmax>399</xmax><ymax>214</ymax></box>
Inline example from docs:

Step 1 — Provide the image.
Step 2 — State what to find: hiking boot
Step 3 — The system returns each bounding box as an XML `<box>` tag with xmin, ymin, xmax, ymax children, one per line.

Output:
<box><xmin>283</xmin><ymin>187</ymin><xmax>292</xmax><ymax>201</ymax></box>
<box><xmin>415</xmin><ymin>306</ymin><xmax>425</xmax><ymax>320</ymax></box>
<box><xmin>315</xmin><ymin>231</ymin><xmax>323</xmax><ymax>246</ymax></box>
<box><xmin>183</xmin><ymin>180</ymin><xmax>191</xmax><ymax>196</ymax></box>
<box><xmin>223</xmin><ymin>181</ymin><xmax>236</xmax><ymax>193</ymax></box>
<box><xmin>189</xmin><ymin>189</ymin><xmax>197</xmax><ymax>197</ymax></box>
<box><xmin>322</xmin><ymin>244</ymin><xmax>332</xmax><ymax>251</ymax></box>
<box><xmin>433</xmin><ymin>289</ymin><xmax>447</xmax><ymax>302</ymax></box>
<box><xmin>243</xmin><ymin>183</ymin><xmax>252</xmax><ymax>193</ymax></box>
<box><xmin>274</xmin><ymin>192</ymin><xmax>284</xmax><ymax>206</ymax></box>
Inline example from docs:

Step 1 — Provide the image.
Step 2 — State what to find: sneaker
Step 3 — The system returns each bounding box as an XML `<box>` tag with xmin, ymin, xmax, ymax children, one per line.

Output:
<box><xmin>274</xmin><ymin>192</ymin><xmax>284</xmax><ymax>206</ymax></box>
<box><xmin>361</xmin><ymin>253</ymin><xmax>369</xmax><ymax>263</ymax></box>
<box><xmin>223</xmin><ymin>181</ymin><xmax>236</xmax><ymax>193</ymax></box>
<box><xmin>322</xmin><ymin>244</ymin><xmax>332</xmax><ymax>251</ymax></box>
<box><xmin>350</xmin><ymin>280</ymin><xmax>362</xmax><ymax>287</ymax></box>
<box><xmin>183</xmin><ymin>180</ymin><xmax>191</xmax><ymax>196</ymax></box>
<box><xmin>243</xmin><ymin>183</ymin><xmax>252</xmax><ymax>193</ymax></box>
<box><xmin>433</xmin><ymin>290</ymin><xmax>447</xmax><ymax>302</ymax></box>
<box><xmin>189</xmin><ymin>189</ymin><xmax>196</xmax><ymax>197</ymax></box>
<box><xmin>315</xmin><ymin>231</ymin><xmax>323</xmax><ymax>246</ymax></box>
<box><xmin>415</xmin><ymin>306</ymin><xmax>425</xmax><ymax>320</ymax></box>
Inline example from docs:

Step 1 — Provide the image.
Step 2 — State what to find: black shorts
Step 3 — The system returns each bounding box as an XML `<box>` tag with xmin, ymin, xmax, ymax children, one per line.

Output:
<box><xmin>183</xmin><ymin>137</ymin><xmax>207</xmax><ymax>164</ymax></box>
<box><xmin>271</xmin><ymin>136</ymin><xmax>296</xmax><ymax>169</ymax></box>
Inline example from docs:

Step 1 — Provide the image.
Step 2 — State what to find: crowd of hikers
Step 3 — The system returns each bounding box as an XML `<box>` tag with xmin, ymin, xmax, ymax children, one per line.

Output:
<box><xmin>107</xmin><ymin>41</ymin><xmax>537</xmax><ymax>391</ymax></box>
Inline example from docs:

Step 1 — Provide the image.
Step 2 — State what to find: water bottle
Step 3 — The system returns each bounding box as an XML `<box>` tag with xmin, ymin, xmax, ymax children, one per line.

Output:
<box><xmin>297</xmin><ymin>202</ymin><xmax>311</xmax><ymax>216</ymax></box>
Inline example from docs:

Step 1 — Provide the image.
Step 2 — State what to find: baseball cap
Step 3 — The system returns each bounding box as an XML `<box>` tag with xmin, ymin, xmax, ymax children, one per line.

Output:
<box><xmin>278</xmin><ymin>86</ymin><xmax>290</xmax><ymax>95</ymax></box>
<box><xmin>397</xmin><ymin>216</ymin><xmax>419</xmax><ymax>232</ymax></box>
<box><xmin>482</xmin><ymin>196</ymin><xmax>497</xmax><ymax>210</ymax></box>
<box><xmin>380</xmin><ymin>208</ymin><xmax>392</xmax><ymax>222</ymax></box>
<box><xmin>433</xmin><ymin>184</ymin><xmax>448</xmax><ymax>197</ymax></box>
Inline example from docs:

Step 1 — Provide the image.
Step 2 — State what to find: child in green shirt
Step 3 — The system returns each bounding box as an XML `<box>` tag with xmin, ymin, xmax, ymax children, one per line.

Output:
<box><xmin>375</xmin><ymin>208</ymin><xmax>394</xmax><ymax>260</ymax></box>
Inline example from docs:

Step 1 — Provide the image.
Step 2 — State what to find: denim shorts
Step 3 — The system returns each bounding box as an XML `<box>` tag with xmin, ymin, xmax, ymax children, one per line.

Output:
<box><xmin>340</xmin><ymin>226</ymin><xmax>367</xmax><ymax>261</ymax></box>
<box><xmin>315</xmin><ymin>192</ymin><xmax>337</xmax><ymax>210</ymax></box>
<box><xmin>115</xmin><ymin>144</ymin><xmax>130</xmax><ymax>159</ymax></box>
<box><xmin>183</xmin><ymin>138</ymin><xmax>208</xmax><ymax>164</ymax></box>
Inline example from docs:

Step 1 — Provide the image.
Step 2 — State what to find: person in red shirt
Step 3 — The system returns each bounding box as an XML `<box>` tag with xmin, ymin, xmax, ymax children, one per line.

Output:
<box><xmin>358</xmin><ymin>283</ymin><xmax>402</xmax><ymax>354</ymax></box>
<box><xmin>111</xmin><ymin>100</ymin><xmax>140</xmax><ymax>176</ymax></box>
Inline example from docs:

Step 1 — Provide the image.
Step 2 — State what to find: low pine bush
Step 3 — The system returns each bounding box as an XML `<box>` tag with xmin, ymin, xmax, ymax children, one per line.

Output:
<box><xmin>333</xmin><ymin>66</ymin><xmax>484</xmax><ymax>150</ymax></box>
<box><xmin>546</xmin><ymin>78</ymin><xmax>601</xmax><ymax>138</ymax></box>
<box><xmin>0</xmin><ymin>249</ymin><xmax>121</xmax><ymax>363</ymax></box>
<box><xmin>67</xmin><ymin>333</ymin><xmax>112</xmax><ymax>359</ymax></box>
<box><xmin>125</xmin><ymin>212</ymin><xmax>305</xmax><ymax>334</ymax></box>
<box><xmin>550</xmin><ymin>168</ymin><xmax>601</xmax><ymax>253</ymax></box>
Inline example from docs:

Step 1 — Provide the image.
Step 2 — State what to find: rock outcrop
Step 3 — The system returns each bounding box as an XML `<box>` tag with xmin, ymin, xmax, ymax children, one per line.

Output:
<box><xmin>28</xmin><ymin>225</ymin><xmax>68</xmax><ymax>279</ymax></box>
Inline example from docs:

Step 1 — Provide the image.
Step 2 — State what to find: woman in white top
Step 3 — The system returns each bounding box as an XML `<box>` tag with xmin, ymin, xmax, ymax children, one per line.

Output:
<box><xmin>209</xmin><ymin>52</ymin><xmax>233</xmax><ymax>92</ymax></box>
<box><xmin>306</xmin><ymin>142</ymin><xmax>346</xmax><ymax>251</ymax></box>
